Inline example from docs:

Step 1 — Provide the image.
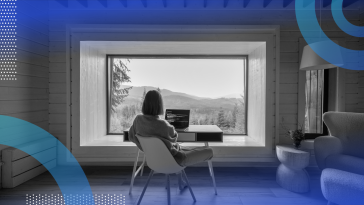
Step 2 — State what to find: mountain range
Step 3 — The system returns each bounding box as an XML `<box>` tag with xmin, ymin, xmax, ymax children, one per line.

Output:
<box><xmin>120</xmin><ymin>85</ymin><xmax>243</xmax><ymax>110</ymax></box>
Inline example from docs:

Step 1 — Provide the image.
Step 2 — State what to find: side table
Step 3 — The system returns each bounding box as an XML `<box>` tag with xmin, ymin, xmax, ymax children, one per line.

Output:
<box><xmin>276</xmin><ymin>145</ymin><xmax>310</xmax><ymax>193</ymax></box>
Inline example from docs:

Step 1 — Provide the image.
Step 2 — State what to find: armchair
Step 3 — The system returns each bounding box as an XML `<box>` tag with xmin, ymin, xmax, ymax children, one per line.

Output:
<box><xmin>315</xmin><ymin>112</ymin><xmax>364</xmax><ymax>175</ymax></box>
<box><xmin>315</xmin><ymin>112</ymin><xmax>364</xmax><ymax>205</ymax></box>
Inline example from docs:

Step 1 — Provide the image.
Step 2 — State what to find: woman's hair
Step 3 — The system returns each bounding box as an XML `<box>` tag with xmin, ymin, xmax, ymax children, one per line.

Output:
<box><xmin>142</xmin><ymin>90</ymin><xmax>164</xmax><ymax>116</ymax></box>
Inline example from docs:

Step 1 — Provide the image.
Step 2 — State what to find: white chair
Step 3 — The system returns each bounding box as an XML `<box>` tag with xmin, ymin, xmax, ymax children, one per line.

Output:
<box><xmin>135</xmin><ymin>134</ymin><xmax>196</xmax><ymax>205</ymax></box>
<box><xmin>129</xmin><ymin>149</ymin><xmax>146</xmax><ymax>195</ymax></box>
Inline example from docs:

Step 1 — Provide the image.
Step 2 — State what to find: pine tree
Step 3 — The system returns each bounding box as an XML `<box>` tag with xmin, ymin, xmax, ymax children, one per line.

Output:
<box><xmin>217</xmin><ymin>108</ymin><xmax>225</xmax><ymax>128</ymax></box>
<box><xmin>111</xmin><ymin>59</ymin><xmax>132</xmax><ymax>113</ymax></box>
<box><xmin>157</xmin><ymin>87</ymin><xmax>161</xmax><ymax>93</ymax></box>
<box><xmin>231</xmin><ymin>103</ymin><xmax>238</xmax><ymax>128</ymax></box>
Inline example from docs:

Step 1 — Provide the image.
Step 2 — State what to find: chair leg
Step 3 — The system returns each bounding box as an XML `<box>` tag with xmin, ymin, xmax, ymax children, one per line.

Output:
<box><xmin>182</xmin><ymin>170</ymin><xmax>196</xmax><ymax>202</ymax></box>
<box><xmin>207</xmin><ymin>160</ymin><xmax>218</xmax><ymax>195</ymax></box>
<box><xmin>166</xmin><ymin>174</ymin><xmax>171</xmax><ymax>205</ymax></box>
<box><xmin>129</xmin><ymin>149</ymin><xmax>140</xmax><ymax>195</ymax></box>
<box><xmin>136</xmin><ymin>170</ymin><xmax>154</xmax><ymax>205</ymax></box>
<box><xmin>140</xmin><ymin>155</ymin><xmax>146</xmax><ymax>176</ymax></box>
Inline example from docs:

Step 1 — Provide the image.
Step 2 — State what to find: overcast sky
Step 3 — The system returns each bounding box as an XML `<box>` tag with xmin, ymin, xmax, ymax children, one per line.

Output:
<box><xmin>121</xmin><ymin>58</ymin><xmax>245</xmax><ymax>98</ymax></box>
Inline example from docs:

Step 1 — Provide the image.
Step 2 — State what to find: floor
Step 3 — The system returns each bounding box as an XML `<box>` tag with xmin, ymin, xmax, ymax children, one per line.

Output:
<box><xmin>0</xmin><ymin>166</ymin><xmax>327</xmax><ymax>205</ymax></box>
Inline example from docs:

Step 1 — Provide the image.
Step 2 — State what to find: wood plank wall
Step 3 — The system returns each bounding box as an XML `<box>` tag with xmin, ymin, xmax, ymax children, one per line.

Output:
<box><xmin>47</xmin><ymin>2</ymin><xmax>363</xmax><ymax>150</ymax></box>
<box><xmin>0</xmin><ymin>0</ymin><xmax>49</xmax><ymax>129</ymax></box>
<box><xmin>0</xmin><ymin>0</ymin><xmax>49</xmax><ymax>187</ymax></box>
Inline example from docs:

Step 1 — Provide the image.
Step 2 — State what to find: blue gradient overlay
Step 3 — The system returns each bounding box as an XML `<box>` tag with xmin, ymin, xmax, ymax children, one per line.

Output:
<box><xmin>0</xmin><ymin>115</ymin><xmax>95</xmax><ymax>205</ymax></box>
<box><xmin>331</xmin><ymin>0</ymin><xmax>364</xmax><ymax>37</ymax></box>
<box><xmin>296</xmin><ymin>0</ymin><xmax>363</xmax><ymax>71</ymax></box>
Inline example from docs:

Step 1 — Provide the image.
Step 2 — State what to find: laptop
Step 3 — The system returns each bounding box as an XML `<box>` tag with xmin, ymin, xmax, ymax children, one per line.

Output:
<box><xmin>165</xmin><ymin>109</ymin><xmax>190</xmax><ymax>131</ymax></box>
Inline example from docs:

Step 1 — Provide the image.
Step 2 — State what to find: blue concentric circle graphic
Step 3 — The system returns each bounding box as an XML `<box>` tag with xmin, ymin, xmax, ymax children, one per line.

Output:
<box><xmin>295</xmin><ymin>0</ymin><xmax>363</xmax><ymax>71</ymax></box>
<box><xmin>0</xmin><ymin>115</ymin><xmax>95</xmax><ymax>205</ymax></box>
<box><xmin>331</xmin><ymin>0</ymin><xmax>364</xmax><ymax>37</ymax></box>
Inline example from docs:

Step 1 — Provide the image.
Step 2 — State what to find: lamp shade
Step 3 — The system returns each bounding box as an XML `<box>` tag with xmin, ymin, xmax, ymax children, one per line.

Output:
<box><xmin>300</xmin><ymin>42</ymin><xmax>343</xmax><ymax>70</ymax></box>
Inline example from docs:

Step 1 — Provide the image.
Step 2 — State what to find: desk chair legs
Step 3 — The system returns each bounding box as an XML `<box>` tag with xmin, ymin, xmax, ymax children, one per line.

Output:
<box><xmin>137</xmin><ymin>171</ymin><xmax>196</xmax><ymax>205</ymax></box>
<box><xmin>207</xmin><ymin>160</ymin><xmax>218</xmax><ymax>195</ymax></box>
<box><xmin>205</xmin><ymin>142</ymin><xmax>218</xmax><ymax>195</ymax></box>
<box><xmin>140</xmin><ymin>155</ymin><xmax>146</xmax><ymax>176</ymax></box>
<box><xmin>136</xmin><ymin>170</ymin><xmax>154</xmax><ymax>205</ymax></box>
<box><xmin>182</xmin><ymin>170</ymin><xmax>196</xmax><ymax>202</ymax></box>
<box><xmin>166</xmin><ymin>174</ymin><xmax>171</xmax><ymax>205</ymax></box>
<box><xmin>129</xmin><ymin>150</ymin><xmax>146</xmax><ymax>195</ymax></box>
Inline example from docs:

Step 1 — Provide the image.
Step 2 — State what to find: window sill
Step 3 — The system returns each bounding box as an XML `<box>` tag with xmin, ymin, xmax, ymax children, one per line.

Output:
<box><xmin>82</xmin><ymin>135</ymin><xmax>264</xmax><ymax>147</ymax></box>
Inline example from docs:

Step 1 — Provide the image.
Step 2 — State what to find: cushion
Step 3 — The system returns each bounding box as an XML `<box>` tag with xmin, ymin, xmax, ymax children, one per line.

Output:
<box><xmin>326</xmin><ymin>154</ymin><xmax>364</xmax><ymax>176</ymax></box>
<box><xmin>321</xmin><ymin>168</ymin><xmax>364</xmax><ymax>205</ymax></box>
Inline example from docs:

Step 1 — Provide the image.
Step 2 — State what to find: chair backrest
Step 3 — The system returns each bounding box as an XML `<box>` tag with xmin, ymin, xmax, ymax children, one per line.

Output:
<box><xmin>136</xmin><ymin>134</ymin><xmax>184</xmax><ymax>174</ymax></box>
<box><xmin>323</xmin><ymin>112</ymin><xmax>364</xmax><ymax>158</ymax></box>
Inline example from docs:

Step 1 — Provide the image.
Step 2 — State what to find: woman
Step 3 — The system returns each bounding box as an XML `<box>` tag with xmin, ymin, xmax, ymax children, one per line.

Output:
<box><xmin>128</xmin><ymin>90</ymin><xmax>213</xmax><ymax>167</ymax></box>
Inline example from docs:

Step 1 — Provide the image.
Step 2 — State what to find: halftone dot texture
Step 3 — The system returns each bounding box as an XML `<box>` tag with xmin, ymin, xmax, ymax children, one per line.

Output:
<box><xmin>26</xmin><ymin>194</ymin><xmax>126</xmax><ymax>205</ymax></box>
<box><xmin>0</xmin><ymin>0</ymin><xmax>16</xmax><ymax>81</ymax></box>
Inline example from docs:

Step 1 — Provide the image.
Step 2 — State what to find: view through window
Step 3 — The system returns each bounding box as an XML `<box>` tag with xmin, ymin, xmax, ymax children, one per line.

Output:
<box><xmin>107</xmin><ymin>56</ymin><xmax>247</xmax><ymax>135</ymax></box>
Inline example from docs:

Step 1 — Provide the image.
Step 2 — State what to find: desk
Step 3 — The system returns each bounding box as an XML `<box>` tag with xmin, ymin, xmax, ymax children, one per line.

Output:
<box><xmin>125</xmin><ymin>125</ymin><xmax>221</xmax><ymax>195</ymax></box>
<box><xmin>124</xmin><ymin>125</ymin><xmax>223</xmax><ymax>142</ymax></box>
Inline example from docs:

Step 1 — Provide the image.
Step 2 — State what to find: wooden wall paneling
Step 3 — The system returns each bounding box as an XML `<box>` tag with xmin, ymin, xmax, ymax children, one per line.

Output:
<box><xmin>49</xmin><ymin>21</ymin><xmax>67</xmax><ymax>31</ymax></box>
<box><xmin>50</xmin><ymin>124</ymin><xmax>67</xmax><ymax>135</ymax></box>
<box><xmin>280</xmin><ymin>62</ymin><xmax>298</xmax><ymax>73</ymax></box>
<box><xmin>7</xmin><ymin>111</ymin><xmax>49</xmax><ymax>125</ymax></box>
<box><xmin>0</xmin><ymin>100</ymin><xmax>48</xmax><ymax>114</ymax></box>
<box><xmin>49</xmin><ymin>94</ymin><xmax>67</xmax><ymax>104</ymax></box>
<box><xmin>0</xmin><ymin>0</ymin><xmax>49</xmax><ymax>188</ymax></box>
<box><xmin>280</xmin><ymin>73</ymin><xmax>298</xmax><ymax>84</ymax></box>
<box><xmin>49</xmin><ymin>114</ymin><xmax>67</xmax><ymax>124</ymax></box>
<box><xmin>12</xmin><ymin>148</ymin><xmax>56</xmax><ymax>176</ymax></box>
<box><xmin>16</xmin><ymin>37</ymin><xmax>49</xmax><ymax>57</ymax></box>
<box><xmin>50</xmin><ymin>32</ymin><xmax>67</xmax><ymax>41</ymax></box>
<box><xmin>49</xmin><ymin>83</ymin><xmax>67</xmax><ymax>94</ymax></box>
<box><xmin>346</xmin><ymin>71</ymin><xmax>359</xmax><ymax>83</ymax></box>
<box><xmin>17</xmin><ymin>0</ymin><xmax>49</xmax><ymax>24</ymax></box>
<box><xmin>16</xmin><ymin>13</ymin><xmax>49</xmax><ymax>35</ymax></box>
<box><xmin>50</xmin><ymin>52</ymin><xmax>67</xmax><ymax>63</ymax></box>
<box><xmin>16</xmin><ymin>24</ymin><xmax>49</xmax><ymax>46</ymax></box>
<box><xmin>16</xmin><ymin>50</ymin><xmax>49</xmax><ymax>67</ymax></box>
<box><xmin>280</xmin><ymin>84</ymin><xmax>298</xmax><ymax>93</ymax></box>
<box><xmin>50</xmin><ymin>42</ymin><xmax>67</xmax><ymax>52</ymax></box>
<box><xmin>0</xmin><ymin>87</ymin><xmax>48</xmax><ymax>101</ymax></box>
<box><xmin>280</xmin><ymin>104</ymin><xmax>298</xmax><ymax>114</ymax></box>
<box><xmin>346</xmin><ymin>83</ymin><xmax>359</xmax><ymax>93</ymax></box>
<box><xmin>279</xmin><ymin>94</ymin><xmax>298</xmax><ymax>104</ymax></box>
<box><xmin>49</xmin><ymin>73</ymin><xmax>67</xmax><ymax>83</ymax></box>
<box><xmin>49</xmin><ymin>104</ymin><xmax>66</xmax><ymax>114</ymax></box>
<box><xmin>280</xmin><ymin>53</ymin><xmax>298</xmax><ymax>63</ymax></box>
<box><xmin>15</xmin><ymin>62</ymin><xmax>48</xmax><ymax>78</ymax></box>
<box><xmin>0</xmin><ymin>76</ymin><xmax>48</xmax><ymax>88</ymax></box>
<box><xmin>49</xmin><ymin>63</ymin><xmax>67</xmax><ymax>73</ymax></box>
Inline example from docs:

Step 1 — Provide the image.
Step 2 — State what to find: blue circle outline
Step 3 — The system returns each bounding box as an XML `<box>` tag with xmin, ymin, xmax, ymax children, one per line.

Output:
<box><xmin>295</xmin><ymin>0</ymin><xmax>363</xmax><ymax>70</ymax></box>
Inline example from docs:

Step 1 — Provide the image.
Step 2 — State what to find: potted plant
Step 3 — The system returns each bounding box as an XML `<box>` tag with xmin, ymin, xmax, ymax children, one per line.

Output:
<box><xmin>282</xmin><ymin>124</ymin><xmax>305</xmax><ymax>149</ymax></box>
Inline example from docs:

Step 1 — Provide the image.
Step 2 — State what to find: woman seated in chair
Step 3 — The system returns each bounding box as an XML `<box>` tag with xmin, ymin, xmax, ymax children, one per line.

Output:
<box><xmin>128</xmin><ymin>90</ymin><xmax>213</xmax><ymax>168</ymax></box>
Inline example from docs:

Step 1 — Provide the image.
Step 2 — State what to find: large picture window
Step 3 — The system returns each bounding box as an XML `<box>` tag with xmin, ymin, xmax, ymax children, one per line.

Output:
<box><xmin>107</xmin><ymin>56</ymin><xmax>247</xmax><ymax>135</ymax></box>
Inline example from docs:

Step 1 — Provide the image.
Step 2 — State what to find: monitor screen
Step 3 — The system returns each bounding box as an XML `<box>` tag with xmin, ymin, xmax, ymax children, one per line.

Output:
<box><xmin>165</xmin><ymin>109</ymin><xmax>190</xmax><ymax>129</ymax></box>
